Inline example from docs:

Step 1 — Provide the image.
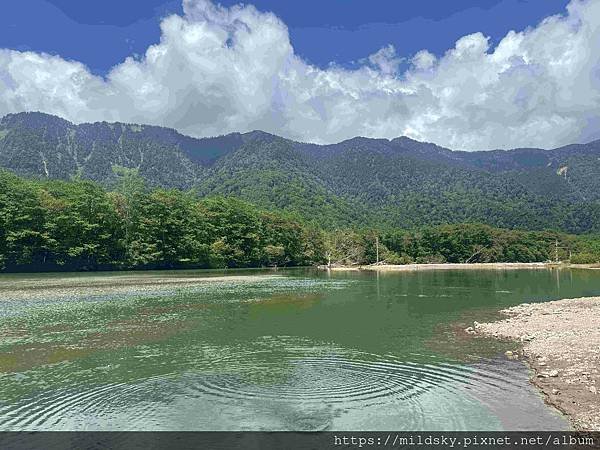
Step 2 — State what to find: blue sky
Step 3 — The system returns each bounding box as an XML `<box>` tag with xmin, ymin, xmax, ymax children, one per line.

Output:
<box><xmin>1</xmin><ymin>0</ymin><xmax>598</xmax><ymax>150</ymax></box>
<box><xmin>1</xmin><ymin>0</ymin><xmax>569</xmax><ymax>75</ymax></box>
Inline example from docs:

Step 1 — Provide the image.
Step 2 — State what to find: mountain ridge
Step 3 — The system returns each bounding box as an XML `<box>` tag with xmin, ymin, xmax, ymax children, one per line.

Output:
<box><xmin>1</xmin><ymin>111</ymin><xmax>600</xmax><ymax>232</ymax></box>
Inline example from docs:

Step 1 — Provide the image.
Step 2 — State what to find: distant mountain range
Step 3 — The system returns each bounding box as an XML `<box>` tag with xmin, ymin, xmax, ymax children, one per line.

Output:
<box><xmin>1</xmin><ymin>111</ymin><xmax>599</xmax><ymax>232</ymax></box>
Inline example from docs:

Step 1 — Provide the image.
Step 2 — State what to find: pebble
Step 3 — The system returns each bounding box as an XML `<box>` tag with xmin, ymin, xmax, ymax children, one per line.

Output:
<box><xmin>473</xmin><ymin>297</ymin><xmax>600</xmax><ymax>430</ymax></box>
<box><xmin>538</xmin><ymin>369</ymin><xmax>559</xmax><ymax>378</ymax></box>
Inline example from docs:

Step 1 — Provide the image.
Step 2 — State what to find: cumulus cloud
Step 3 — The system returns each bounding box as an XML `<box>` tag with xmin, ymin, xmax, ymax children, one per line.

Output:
<box><xmin>367</xmin><ymin>45</ymin><xmax>404</xmax><ymax>75</ymax></box>
<box><xmin>1</xmin><ymin>0</ymin><xmax>600</xmax><ymax>150</ymax></box>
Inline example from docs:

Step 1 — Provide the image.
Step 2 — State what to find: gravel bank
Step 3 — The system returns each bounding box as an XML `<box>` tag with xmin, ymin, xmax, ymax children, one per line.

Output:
<box><xmin>473</xmin><ymin>297</ymin><xmax>600</xmax><ymax>430</ymax></box>
<box><xmin>326</xmin><ymin>263</ymin><xmax>554</xmax><ymax>271</ymax></box>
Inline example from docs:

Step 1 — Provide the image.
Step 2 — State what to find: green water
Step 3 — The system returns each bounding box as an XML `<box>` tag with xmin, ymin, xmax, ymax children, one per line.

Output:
<box><xmin>1</xmin><ymin>267</ymin><xmax>599</xmax><ymax>431</ymax></box>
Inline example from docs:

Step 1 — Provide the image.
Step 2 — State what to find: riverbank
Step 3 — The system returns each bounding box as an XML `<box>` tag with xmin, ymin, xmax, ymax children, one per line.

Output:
<box><xmin>569</xmin><ymin>264</ymin><xmax>600</xmax><ymax>269</ymax></box>
<box><xmin>323</xmin><ymin>262</ymin><xmax>558</xmax><ymax>271</ymax></box>
<box><xmin>472</xmin><ymin>297</ymin><xmax>600</xmax><ymax>431</ymax></box>
<box><xmin>0</xmin><ymin>273</ymin><xmax>282</xmax><ymax>302</ymax></box>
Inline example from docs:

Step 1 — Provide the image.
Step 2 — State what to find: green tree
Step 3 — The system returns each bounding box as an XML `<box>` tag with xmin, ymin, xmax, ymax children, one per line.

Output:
<box><xmin>128</xmin><ymin>190</ymin><xmax>211</xmax><ymax>268</ymax></box>
<box><xmin>0</xmin><ymin>170</ymin><xmax>49</xmax><ymax>269</ymax></box>
<box><xmin>40</xmin><ymin>179</ymin><xmax>124</xmax><ymax>269</ymax></box>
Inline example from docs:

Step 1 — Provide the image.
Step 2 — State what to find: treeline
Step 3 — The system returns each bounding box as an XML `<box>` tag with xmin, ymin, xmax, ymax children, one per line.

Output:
<box><xmin>325</xmin><ymin>224</ymin><xmax>600</xmax><ymax>266</ymax></box>
<box><xmin>1</xmin><ymin>170</ymin><xmax>599</xmax><ymax>272</ymax></box>
<box><xmin>0</xmin><ymin>169</ymin><xmax>325</xmax><ymax>271</ymax></box>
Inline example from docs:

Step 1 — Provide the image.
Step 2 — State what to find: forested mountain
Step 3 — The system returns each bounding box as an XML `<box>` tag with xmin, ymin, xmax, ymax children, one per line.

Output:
<box><xmin>1</xmin><ymin>111</ymin><xmax>600</xmax><ymax>233</ymax></box>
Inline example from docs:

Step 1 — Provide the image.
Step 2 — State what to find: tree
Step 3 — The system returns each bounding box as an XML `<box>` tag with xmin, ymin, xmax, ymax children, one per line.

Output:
<box><xmin>127</xmin><ymin>190</ymin><xmax>211</xmax><ymax>268</ymax></box>
<box><xmin>0</xmin><ymin>171</ymin><xmax>49</xmax><ymax>269</ymax></box>
<box><xmin>40</xmin><ymin>179</ymin><xmax>124</xmax><ymax>269</ymax></box>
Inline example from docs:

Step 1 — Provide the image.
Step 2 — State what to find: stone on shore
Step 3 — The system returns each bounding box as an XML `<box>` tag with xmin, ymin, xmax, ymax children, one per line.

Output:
<box><xmin>475</xmin><ymin>296</ymin><xmax>600</xmax><ymax>431</ymax></box>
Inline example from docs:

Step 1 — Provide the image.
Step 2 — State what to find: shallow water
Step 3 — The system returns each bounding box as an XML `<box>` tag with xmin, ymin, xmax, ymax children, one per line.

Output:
<box><xmin>1</xmin><ymin>267</ymin><xmax>599</xmax><ymax>431</ymax></box>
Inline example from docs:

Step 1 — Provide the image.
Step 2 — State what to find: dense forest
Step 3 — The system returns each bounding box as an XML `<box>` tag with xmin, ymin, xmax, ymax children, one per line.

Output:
<box><xmin>0</xmin><ymin>169</ymin><xmax>325</xmax><ymax>271</ymax></box>
<box><xmin>1</xmin><ymin>169</ymin><xmax>599</xmax><ymax>272</ymax></box>
<box><xmin>2</xmin><ymin>112</ymin><xmax>600</xmax><ymax>234</ymax></box>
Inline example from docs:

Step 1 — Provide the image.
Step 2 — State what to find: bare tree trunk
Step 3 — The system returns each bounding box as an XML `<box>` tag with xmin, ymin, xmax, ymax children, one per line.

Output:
<box><xmin>465</xmin><ymin>246</ymin><xmax>488</xmax><ymax>264</ymax></box>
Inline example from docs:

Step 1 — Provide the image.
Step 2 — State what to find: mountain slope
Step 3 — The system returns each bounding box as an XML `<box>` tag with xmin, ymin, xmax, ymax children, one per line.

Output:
<box><xmin>1</xmin><ymin>112</ymin><xmax>599</xmax><ymax>232</ymax></box>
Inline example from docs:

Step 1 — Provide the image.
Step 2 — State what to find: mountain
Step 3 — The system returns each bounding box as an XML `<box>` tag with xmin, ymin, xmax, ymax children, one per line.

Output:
<box><xmin>1</xmin><ymin>111</ymin><xmax>600</xmax><ymax>232</ymax></box>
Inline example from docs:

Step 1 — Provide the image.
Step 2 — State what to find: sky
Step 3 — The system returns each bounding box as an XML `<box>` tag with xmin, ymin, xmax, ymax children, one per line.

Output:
<box><xmin>1</xmin><ymin>0</ymin><xmax>599</xmax><ymax>150</ymax></box>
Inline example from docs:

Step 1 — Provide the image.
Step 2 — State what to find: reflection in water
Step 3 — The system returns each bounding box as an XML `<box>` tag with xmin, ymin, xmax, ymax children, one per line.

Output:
<box><xmin>1</xmin><ymin>268</ymin><xmax>599</xmax><ymax>430</ymax></box>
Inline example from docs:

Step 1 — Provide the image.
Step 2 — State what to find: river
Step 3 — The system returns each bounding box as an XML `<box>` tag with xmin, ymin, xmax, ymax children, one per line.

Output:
<box><xmin>1</xmin><ymin>267</ymin><xmax>599</xmax><ymax>430</ymax></box>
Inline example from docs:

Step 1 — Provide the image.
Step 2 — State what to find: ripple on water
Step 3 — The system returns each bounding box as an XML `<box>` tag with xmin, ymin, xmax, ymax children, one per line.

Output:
<box><xmin>197</xmin><ymin>337</ymin><xmax>520</xmax><ymax>397</ymax></box>
<box><xmin>0</xmin><ymin>335</ymin><xmax>545</xmax><ymax>431</ymax></box>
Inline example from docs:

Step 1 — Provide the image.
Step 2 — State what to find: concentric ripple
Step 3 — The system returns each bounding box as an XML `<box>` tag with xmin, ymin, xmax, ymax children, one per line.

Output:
<box><xmin>0</xmin><ymin>335</ymin><xmax>546</xmax><ymax>431</ymax></box>
<box><xmin>177</xmin><ymin>336</ymin><xmax>522</xmax><ymax>407</ymax></box>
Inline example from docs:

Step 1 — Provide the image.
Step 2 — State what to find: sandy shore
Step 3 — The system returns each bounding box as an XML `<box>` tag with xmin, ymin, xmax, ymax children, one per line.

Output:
<box><xmin>569</xmin><ymin>264</ymin><xmax>600</xmax><ymax>270</ymax></box>
<box><xmin>472</xmin><ymin>297</ymin><xmax>600</xmax><ymax>431</ymax></box>
<box><xmin>325</xmin><ymin>262</ymin><xmax>555</xmax><ymax>272</ymax></box>
<box><xmin>0</xmin><ymin>274</ymin><xmax>281</xmax><ymax>302</ymax></box>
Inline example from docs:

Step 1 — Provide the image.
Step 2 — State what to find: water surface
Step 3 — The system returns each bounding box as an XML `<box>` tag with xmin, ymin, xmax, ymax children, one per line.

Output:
<box><xmin>1</xmin><ymin>267</ymin><xmax>599</xmax><ymax>431</ymax></box>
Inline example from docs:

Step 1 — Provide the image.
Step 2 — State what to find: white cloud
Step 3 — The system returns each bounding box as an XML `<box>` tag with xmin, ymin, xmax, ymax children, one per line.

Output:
<box><xmin>367</xmin><ymin>45</ymin><xmax>403</xmax><ymax>75</ymax></box>
<box><xmin>411</xmin><ymin>50</ymin><xmax>436</xmax><ymax>71</ymax></box>
<box><xmin>1</xmin><ymin>0</ymin><xmax>600</xmax><ymax>150</ymax></box>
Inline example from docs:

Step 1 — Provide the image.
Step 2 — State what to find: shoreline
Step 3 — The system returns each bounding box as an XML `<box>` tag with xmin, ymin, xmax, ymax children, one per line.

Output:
<box><xmin>322</xmin><ymin>262</ymin><xmax>566</xmax><ymax>272</ymax></box>
<box><xmin>472</xmin><ymin>297</ymin><xmax>600</xmax><ymax>431</ymax></box>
